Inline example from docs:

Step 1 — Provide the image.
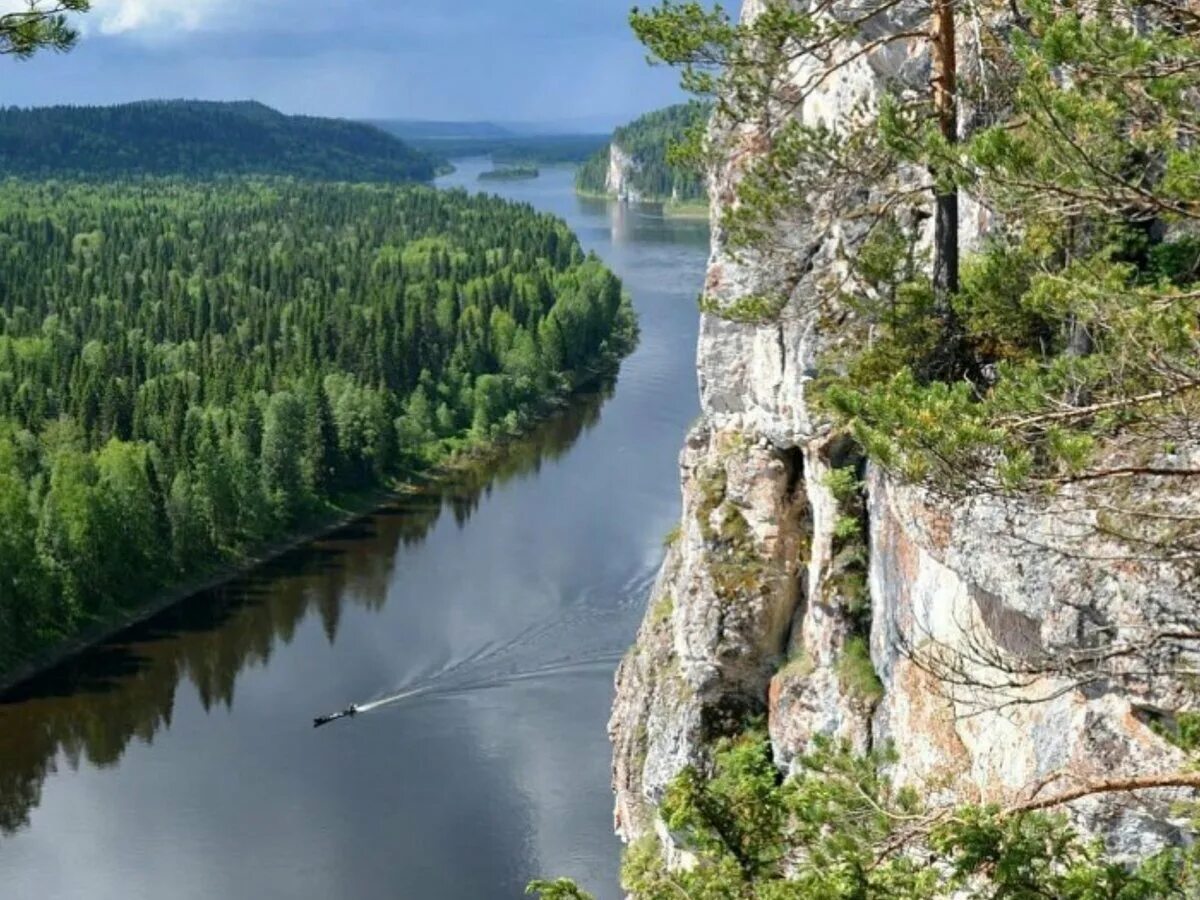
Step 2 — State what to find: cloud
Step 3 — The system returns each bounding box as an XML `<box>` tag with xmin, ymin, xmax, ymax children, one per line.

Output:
<box><xmin>0</xmin><ymin>0</ymin><xmax>690</xmax><ymax>123</ymax></box>
<box><xmin>88</xmin><ymin>0</ymin><xmax>237</xmax><ymax>35</ymax></box>
<box><xmin>0</xmin><ymin>0</ymin><xmax>241</xmax><ymax>35</ymax></box>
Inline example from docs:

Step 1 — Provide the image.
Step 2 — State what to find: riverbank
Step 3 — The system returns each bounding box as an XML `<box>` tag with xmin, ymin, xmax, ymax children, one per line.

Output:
<box><xmin>0</xmin><ymin>332</ymin><xmax>635</xmax><ymax>698</ymax></box>
<box><xmin>0</xmin><ymin>486</ymin><xmax>398</xmax><ymax>697</ymax></box>
<box><xmin>0</xmin><ymin>159</ymin><xmax>705</xmax><ymax>900</ymax></box>
<box><xmin>575</xmin><ymin>187</ymin><xmax>709</xmax><ymax>220</ymax></box>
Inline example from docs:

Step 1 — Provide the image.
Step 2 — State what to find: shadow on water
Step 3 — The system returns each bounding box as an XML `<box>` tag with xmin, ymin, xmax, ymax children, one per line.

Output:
<box><xmin>0</xmin><ymin>380</ymin><xmax>614</xmax><ymax>837</ymax></box>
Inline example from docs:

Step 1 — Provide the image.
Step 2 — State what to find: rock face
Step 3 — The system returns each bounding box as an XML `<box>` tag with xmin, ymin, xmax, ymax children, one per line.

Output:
<box><xmin>867</xmin><ymin>472</ymin><xmax>1197</xmax><ymax>852</ymax></box>
<box><xmin>605</xmin><ymin>143</ymin><xmax>643</xmax><ymax>203</ymax></box>
<box><xmin>610</xmin><ymin>0</ymin><xmax>1200</xmax><ymax>865</ymax></box>
<box><xmin>612</xmin><ymin>424</ymin><xmax>809</xmax><ymax>837</ymax></box>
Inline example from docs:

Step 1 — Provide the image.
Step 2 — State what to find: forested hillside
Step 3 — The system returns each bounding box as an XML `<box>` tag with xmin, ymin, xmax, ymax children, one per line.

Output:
<box><xmin>575</xmin><ymin>103</ymin><xmax>709</xmax><ymax>204</ymax></box>
<box><xmin>0</xmin><ymin>180</ymin><xmax>634</xmax><ymax>675</ymax></box>
<box><xmin>0</xmin><ymin>101</ymin><xmax>437</xmax><ymax>181</ymax></box>
<box><xmin>365</xmin><ymin>119</ymin><xmax>514</xmax><ymax>141</ymax></box>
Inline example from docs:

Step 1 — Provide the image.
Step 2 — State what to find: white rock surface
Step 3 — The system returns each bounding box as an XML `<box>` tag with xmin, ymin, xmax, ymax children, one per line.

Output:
<box><xmin>606</xmin><ymin>143</ymin><xmax>644</xmax><ymax>203</ymax></box>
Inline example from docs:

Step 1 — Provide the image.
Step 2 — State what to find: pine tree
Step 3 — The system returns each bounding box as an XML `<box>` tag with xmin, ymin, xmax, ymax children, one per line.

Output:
<box><xmin>632</xmin><ymin>0</ymin><xmax>1200</xmax><ymax>556</ymax></box>
<box><xmin>0</xmin><ymin>1</ymin><xmax>89</xmax><ymax>58</ymax></box>
<box><xmin>261</xmin><ymin>391</ymin><xmax>306</xmax><ymax>525</ymax></box>
<box><xmin>301</xmin><ymin>380</ymin><xmax>339</xmax><ymax>498</ymax></box>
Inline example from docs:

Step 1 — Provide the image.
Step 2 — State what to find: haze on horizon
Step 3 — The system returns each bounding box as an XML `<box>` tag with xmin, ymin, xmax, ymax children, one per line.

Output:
<box><xmin>0</xmin><ymin>0</ymin><xmax>712</xmax><ymax>130</ymax></box>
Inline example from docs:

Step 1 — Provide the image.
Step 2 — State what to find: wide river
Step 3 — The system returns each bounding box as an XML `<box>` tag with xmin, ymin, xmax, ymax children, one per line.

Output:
<box><xmin>0</xmin><ymin>160</ymin><xmax>707</xmax><ymax>899</ymax></box>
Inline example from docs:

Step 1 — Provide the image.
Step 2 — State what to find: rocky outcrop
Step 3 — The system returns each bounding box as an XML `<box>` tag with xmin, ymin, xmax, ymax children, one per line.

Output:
<box><xmin>611</xmin><ymin>424</ymin><xmax>808</xmax><ymax>838</ymax></box>
<box><xmin>611</xmin><ymin>0</ymin><xmax>1200</xmax><ymax>865</ymax></box>
<box><xmin>869</xmin><ymin>471</ymin><xmax>1198</xmax><ymax>852</ymax></box>
<box><xmin>605</xmin><ymin>143</ymin><xmax>643</xmax><ymax>203</ymax></box>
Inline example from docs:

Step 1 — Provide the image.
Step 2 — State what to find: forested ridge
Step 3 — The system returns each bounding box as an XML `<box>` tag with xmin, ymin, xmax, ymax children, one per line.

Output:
<box><xmin>0</xmin><ymin>179</ymin><xmax>635</xmax><ymax>676</ymax></box>
<box><xmin>576</xmin><ymin>103</ymin><xmax>709</xmax><ymax>204</ymax></box>
<box><xmin>0</xmin><ymin>101</ymin><xmax>438</xmax><ymax>182</ymax></box>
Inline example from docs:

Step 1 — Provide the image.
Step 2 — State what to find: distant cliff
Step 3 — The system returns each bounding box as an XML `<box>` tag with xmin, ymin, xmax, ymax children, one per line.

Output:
<box><xmin>575</xmin><ymin>103</ymin><xmax>709</xmax><ymax>213</ymax></box>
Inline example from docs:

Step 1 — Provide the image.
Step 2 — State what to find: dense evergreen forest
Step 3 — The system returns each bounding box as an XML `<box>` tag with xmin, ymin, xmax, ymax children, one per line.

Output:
<box><xmin>0</xmin><ymin>101</ymin><xmax>437</xmax><ymax>182</ymax></box>
<box><xmin>575</xmin><ymin>103</ymin><xmax>709</xmax><ymax>204</ymax></box>
<box><xmin>479</xmin><ymin>165</ymin><xmax>540</xmax><ymax>182</ymax></box>
<box><xmin>364</xmin><ymin>119</ymin><xmax>514</xmax><ymax>141</ymax></box>
<box><xmin>0</xmin><ymin>179</ymin><xmax>634</xmax><ymax>676</ymax></box>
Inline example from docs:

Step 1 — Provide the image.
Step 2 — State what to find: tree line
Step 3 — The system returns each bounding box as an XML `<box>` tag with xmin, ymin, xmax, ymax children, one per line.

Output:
<box><xmin>0</xmin><ymin>179</ymin><xmax>635</xmax><ymax>675</ymax></box>
<box><xmin>0</xmin><ymin>100</ymin><xmax>438</xmax><ymax>182</ymax></box>
<box><xmin>374</xmin><ymin>128</ymin><xmax>609</xmax><ymax>167</ymax></box>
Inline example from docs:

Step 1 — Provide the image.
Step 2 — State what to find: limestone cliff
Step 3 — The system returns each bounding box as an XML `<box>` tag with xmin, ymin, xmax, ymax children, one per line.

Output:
<box><xmin>610</xmin><ymin>0</ymin><xmax>1200</xmax><ymax>865</ymax></box>
<box><xmin>605</xmin><ymin>143</ymin><xmax>644</xmax><ymax>204</ymax></box>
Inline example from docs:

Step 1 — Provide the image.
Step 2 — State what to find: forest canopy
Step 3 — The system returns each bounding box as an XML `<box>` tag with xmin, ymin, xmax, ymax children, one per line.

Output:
<box><xmin>0</xmin><ymin>179</ymin><xmax>635</xmax><ymax>675</ymax></box>
<box><xmin>0</xmin><ymin>100</ymin><xmax>438</xmax><ymax>182</ymax></box>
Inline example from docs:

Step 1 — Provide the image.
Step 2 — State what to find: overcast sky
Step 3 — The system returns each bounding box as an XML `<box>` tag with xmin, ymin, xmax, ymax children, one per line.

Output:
<box><xmin>0</xmin><ymin>0</ymin><xmax>704</xmax><ymax>128</ymax></box>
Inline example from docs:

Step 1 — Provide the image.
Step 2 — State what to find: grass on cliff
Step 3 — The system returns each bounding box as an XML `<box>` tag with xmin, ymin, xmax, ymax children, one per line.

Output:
<box><xmin>836</xmin><ymin>637</ymin><xmax>883</xmax><ymax>704</ymax></box>
<box><xmin>778</xmin><ymin>648</ymin><xmax>815</xmax><ymax>680</ymax></box>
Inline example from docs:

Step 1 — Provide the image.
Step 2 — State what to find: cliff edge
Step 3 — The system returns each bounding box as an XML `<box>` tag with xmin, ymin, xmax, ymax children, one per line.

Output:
<box><xmin>610</xmin><ymin>0</ymin><xmax>1200</xmax><ymax>867</ymax></box>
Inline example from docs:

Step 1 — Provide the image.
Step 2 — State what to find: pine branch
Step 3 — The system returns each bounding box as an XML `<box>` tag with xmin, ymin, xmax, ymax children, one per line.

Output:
<box><xmin>1003</xmin><ymin>380</ymin><xmax>1200</xmax><ymax>430</ymax></box>
<box><xmin>1008</xmin><ymin>773</ymin><xmax>1200</xmax><ymax>816</ymax></box>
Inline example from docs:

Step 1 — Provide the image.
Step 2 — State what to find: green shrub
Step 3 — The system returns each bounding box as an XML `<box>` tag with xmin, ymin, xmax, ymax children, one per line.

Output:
<box><xmin>837</xmin><ymin>636</ymin><xmax>883</xmax><ymax>704</ymax></box>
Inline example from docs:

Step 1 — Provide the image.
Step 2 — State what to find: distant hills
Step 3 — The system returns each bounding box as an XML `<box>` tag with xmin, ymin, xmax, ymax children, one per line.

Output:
<box><xmin>0</xmin><ymin>100</ymin><xmax>438</xmax><ymax>182</ymax></box>
<box><xmin>371</xmin><ymin>119</ymin><xmax>608</xmax><ymax>166</ymax></box>
<box><xmin>365</xmin><ymin>119</ymin><xmax>515</xmax><ymax>142</ymax></box>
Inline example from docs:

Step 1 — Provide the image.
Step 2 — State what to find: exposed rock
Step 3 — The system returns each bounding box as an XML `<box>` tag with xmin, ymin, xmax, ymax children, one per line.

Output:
<box><xmin>611</xmin><ymin>0</ymin><xmax>1200</xmax><ymax>874</ymax></box>
<box><xmin>769</xmin><ymin>438</ymin><xmax>875</xmax><ymax>771</ymax></box>
<box><xmin>610</xmin><ymin>423</ymin><xmax>808</xmax><ymax>840</ymax></box>
<box><xmin>606</xmin><ymin>143</ymin><xmax>644</xmax><ymax>203</ymax></box>
<box><xmin>870</xmin><ymin>470</ymin><xmax>1198</xmax><ymax>852</ymax></box>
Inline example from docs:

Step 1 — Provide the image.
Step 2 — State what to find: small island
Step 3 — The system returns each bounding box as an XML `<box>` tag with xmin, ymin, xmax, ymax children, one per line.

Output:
<box><xmin>479</xmin><ymin>164</ymin><xmax>540</xmax><ymax>182</ymax></box>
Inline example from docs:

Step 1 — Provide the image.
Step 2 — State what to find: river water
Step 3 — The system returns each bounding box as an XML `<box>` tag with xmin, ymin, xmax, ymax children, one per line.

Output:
<box><xmin>0</xmin><ymin>160</ymin><xmax>708</xmax><ymax>899</ymax></box>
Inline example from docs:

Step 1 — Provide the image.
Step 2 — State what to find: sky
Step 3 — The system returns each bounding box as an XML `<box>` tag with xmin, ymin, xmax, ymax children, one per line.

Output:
<box><xmin>0</xmin><ymin>0</ymin><xmax>701</xmax><ymax>129</ymax></box>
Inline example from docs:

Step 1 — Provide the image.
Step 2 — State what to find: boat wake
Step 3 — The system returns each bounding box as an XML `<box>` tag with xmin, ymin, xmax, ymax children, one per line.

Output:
<box><xmin>324</xmin><ymin>563</ymin><xmax>657</xmax><ymax>724</ymax></box>
<box><xmin>353</xmin><ymin>654</ymin><xmax>623</xmax><ymax>716</ymax></box>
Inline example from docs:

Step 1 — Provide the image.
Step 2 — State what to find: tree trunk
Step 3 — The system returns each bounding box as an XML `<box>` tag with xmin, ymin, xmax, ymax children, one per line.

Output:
<box><xmin>930</xmin><ymin>0</ymin><xmax>959</xmax><ymax>302</ymax></box>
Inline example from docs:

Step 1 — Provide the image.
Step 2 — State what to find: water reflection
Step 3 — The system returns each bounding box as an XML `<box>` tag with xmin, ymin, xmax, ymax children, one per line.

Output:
<box><xmin>576</xmin><ymin>195</ymin><xmax>709</xmax><ymax>250</ymax></box>
<box><xmin>0</xmin><ymin>382</ymin><xmax>612</xmax><ymax>837</ymax></box>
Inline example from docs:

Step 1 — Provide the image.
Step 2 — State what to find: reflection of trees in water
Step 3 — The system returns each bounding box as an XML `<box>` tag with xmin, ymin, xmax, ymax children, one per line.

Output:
<box><xmin>576</xmin><ymin>194</ymin><xmax>709</xmax><ymax>248</ymax></box>
<box><xmin>573</xmin><ymin>190</ymin><xmax>710</xmax><ymax>247</ymax></box>
<box><xmin>0</xmin><ymin>382</ymin><xmax>612</xmax><ymax>835</ymax></box>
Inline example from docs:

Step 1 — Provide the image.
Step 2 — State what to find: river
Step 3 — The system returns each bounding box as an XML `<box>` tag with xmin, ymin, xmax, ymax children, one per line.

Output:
<box><xmin>0</xmin><ymin>160</ymin><xmax>708</xmax><ymax>899</ymax></box>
